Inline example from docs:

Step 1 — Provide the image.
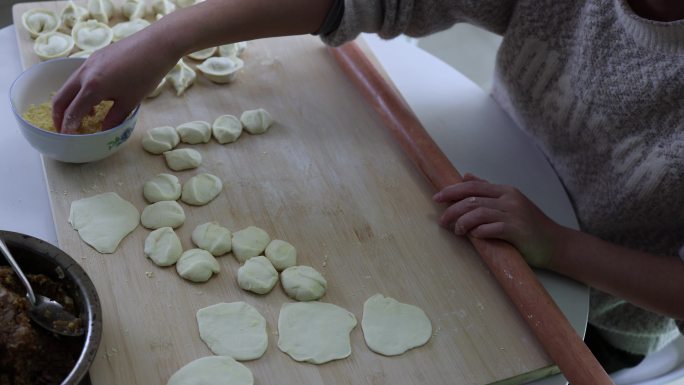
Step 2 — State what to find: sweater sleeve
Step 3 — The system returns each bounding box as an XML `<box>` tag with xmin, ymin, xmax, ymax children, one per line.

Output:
<box><xmin>321</xmin><ymin>0</ymin><xmax>518</xmax><ymax>46</ymax></box>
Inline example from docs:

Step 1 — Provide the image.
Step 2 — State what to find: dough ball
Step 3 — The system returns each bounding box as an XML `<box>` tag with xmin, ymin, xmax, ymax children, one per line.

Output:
<box><xmin>176</xmin><ymin>120</ymin><xmax>211</xmax><ymax>144</ymax></box>
<box><xmin>277</xmin><ymin>302</ymin><xmax>357</xmax><ymax>364</ymax></box>
<box><xmin>237</xmin><ymin>256</ymin><xmax>278</xmax><ymax>295</ymax></box>
<box><xmin>361</xmin><ymin>294</ymin><xmax>432</xmax><ymax>356</ymax></box>
<box><xmin>280</xmin><ymin>266</ymin><xmax>327</xmax><ymax>301</ymax></box>
<box><xmin>144</xmin><ymin>227</ymin><xmax>182</xmax><ymax>266</ymax></box>
<box><xmin>181</xmin><ymin>173</ymin><xmax>223</xmax><ymax>206</ymax></box>
<box><xmin>142</xmin><ymin>126</ymin><xmax>180</xmax><ymax>154</ymax></box>
<box><xmin>212</xmin><ymin>114</ymin><xmax>242</xmax><ymax>144</ymax></box>
<box><xmin>264</xmin><ymin>239</ymin><xmax>297</xmax><ymax>271</ymax></box>
<box><xmin>167</xmin><ymin>356</ymin><xmax>253</xmax><ymax>385</ymax></box>
<box><xmin>68</xmin><ymin>192</ymin><xmax>139</xmax><ymax>254</ymax></box>
<box><xmin>240</xmin><ymin>108</ymin><xmax>273</xmax><ymax>135</ymax></box>
<box><xmin>176</xmin><ymin>249</ymin><xmax>220</xmax><ymax>283</ymax></box>
<box><xmin>143</xmin><ymin>173</ymin><xmax>181</xmax><ymax>203</ymax></box>
<box><xmin>163</xmin><ymin>148</ymin><xmax>202</xmax><ymax>171</ymax></box>
<box><xmin>141</xmin><ymin>200</ymin><xmax>186</xmax><ymax>229</ymax></box>
<box><xmin>196</xmin><ymin>302</ymin><xmax>268</xmax><ymax>361</ymax></box>
<box><xmin>192</xmin><ymin>222</ymin><xmax>232</xmax><ymax>256</ymax></box>
<box><xmin>231</xmin><ymin>226</ymin><xmax>270</xmax><ymax>263</ymax></box>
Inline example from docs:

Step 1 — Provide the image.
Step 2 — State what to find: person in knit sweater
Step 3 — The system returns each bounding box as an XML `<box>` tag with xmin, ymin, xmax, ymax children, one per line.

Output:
<box><xmin>52</xmin><ymin>0</ymin><xmax>684</xmax><ymax>372</ymax></box>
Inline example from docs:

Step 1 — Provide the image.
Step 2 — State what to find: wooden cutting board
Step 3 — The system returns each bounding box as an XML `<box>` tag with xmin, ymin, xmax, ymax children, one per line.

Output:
<box><xmin>13</xmin><ymin>2</ymin><xmax>556</xmax><ymax>384</ymax></box>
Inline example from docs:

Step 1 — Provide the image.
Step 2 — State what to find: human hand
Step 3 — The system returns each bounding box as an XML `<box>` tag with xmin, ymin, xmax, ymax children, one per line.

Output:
<box><xmin>52</xmin><ymin>27</ymin><xmax>180</xmax><ymax>134</ymax></box>
<box><xmin>433</xmin><ymin>173</ymin><xmax>565</xmax><ymax>268</ymax></box>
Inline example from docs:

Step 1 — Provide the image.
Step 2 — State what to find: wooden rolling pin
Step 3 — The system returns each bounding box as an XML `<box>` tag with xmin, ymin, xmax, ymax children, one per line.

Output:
<box><xmin>329</xmin><ymin>41</ymin><xmax>613</xmax><ymax>385</ymax></box>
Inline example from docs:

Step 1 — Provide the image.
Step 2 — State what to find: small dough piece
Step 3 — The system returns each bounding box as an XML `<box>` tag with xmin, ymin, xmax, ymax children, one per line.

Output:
<box><xmin>72</xmin><ymin>20</ymin><xmax>113</xmax><ymax>51</ymax></box>
<box><xmin>148</xmin><ymin>77</ymin><xmax>167</xmax><ymax>98</ymax></box>
<box><xmin>112</xmin><ymin>19</ymin><xmax>150</xmax><ymax>42</ymax></box>
<box><xmin>192</xmin><ymin>222</ymin><xmax>231</xmax><ymax>256</ymax></box>
<box><xmin>196</xmin><ymin>57</ymin><xmax>243</xmax><ymax>84</ymax></box>
<box><xmin>60</xmin><ymin>1</ymin><xmax>88</xmax><ymax>30</ymax></box>
<box><xmin>141</xmin><ymin>200</ymin><xmax>185</xmax><ymax>229</ymax></box>
<box><xmin>240</xmin><ymin>108</ymin><xmax>273</xmax><ymax>135</ymax></box>
<box><xmin>121</xmin><ymin>0</ymin><xmax>146</xmax><ymax>20</ymax></box>
<box><xmin>218</xmin><ymin>42</ymin><xmax>247</xmax><ymax>58</ymax></box>
<box><xmin>69</xmin><ymin>50</ymin><xmax>92</xmax><ymax>58</ymax></box>
<box><xmin>264</xmin><ymin>240</ymin><xmax>297</xmax><ymax>271</ymax></box>
<box><xmin>277</xmin><ymin>302</ymin><xmax>357</xmax><ymax>364</ymax></box>
<box><xmin>167</xmin><ymin>356</ymin><xmax>253</xmax><ymax>385</ymax></box>
<box><xmin>237</xmin><ymin>256</ymin><xmax>278</xmax><ymax>295</ymax></box>
<box><xmin>188</xmin><ymin>47</ymin><xmax>216</xmax><ymax>61</ymax></box>
<box><xmin>144</xmin><ymin>227</ymin><xmax>182</xmax><ymax>266</ymax></box>
<box><xmin>87</xmin><ymin>0</ymin><xmax>114</xmax><ymax>24</ymax></box>
<box><xmin>281</xmin><ymin>266</ymin><xmax>327</xmax><ymax>301</ymax></box>
<box><xmin>231</xmin><ymin>226</ymin><xmax>270</xmax><ymax>263</ymax></box>
<box><xmin>152</xmin><ymin>0</ymin><xmax>177</xmax><ymax>16</ymax></box>
<box><xmin>175</xmin><ymin>0</ymin><xmax>198</xmax><ymax>8</ymax></box>
<box><xmin>166</xmin><ymin>59</ymin><xmax>196</xmax><ymax>96</ymax></box>
<box><xmin>142</xmin><ymin>126</ymin><xmax>180</xmax><ymax>154</ymax></box>
<box><xmin>176</xmin><ymin>249</ymin><xmax>220</xmax><ymax>282</ymax></box>
<box><xmin>176</xmin><ymin>120</ymin><xmax>211</xmax><ymax>144</ymax></box>
<box><xmin>181</xmin><ymin>173</ymin><xmax>222</xmax><ymax>206</ymax></box>
<box><xmin>361</xmin><ymin>294</ymin><xmax>432</xmax><ymax>356</ymax></box>
<box><xmin>163</xmin><ymin>148</ymin><xmax>202</xmax><ymax>171</ymax></box>
<box><xmin>196</xmin><ymin>302</ymin><xmax>268</xmax><ymax>360</ymax></box>
<box><xmin>22</xmin><ymin>9</ymin><xmax>59</xmax><ymax>39</ymax></box>
<box><xmin>143</xmin><ymin>173</ymin><xmax>181</xmax><ymax>203</ymax></box>
<box><xmin>212</xmin><ymin>114</ymin><xmax>242</xmax><ymax>144</ymax></box>
<box><xmin>34</xmin><ymin>32</ymin><xmax>74</xmax><ymax>61</ymax></box>
<box><xmin>68</xmin><ymin>192</ymin><xmax>139</xmax><ymax>254</ymax></box>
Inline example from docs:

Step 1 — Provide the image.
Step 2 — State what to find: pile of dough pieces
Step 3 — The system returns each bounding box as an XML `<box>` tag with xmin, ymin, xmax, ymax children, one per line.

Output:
<box><xmin>141</xmin><ymin>108</ymin><xmax>274</xmax><ymax>172</ymax></box>
<box><xmin>23</xmin><ymin>0</ymin><xmax>248</xmax><ymax>96</ymax></box>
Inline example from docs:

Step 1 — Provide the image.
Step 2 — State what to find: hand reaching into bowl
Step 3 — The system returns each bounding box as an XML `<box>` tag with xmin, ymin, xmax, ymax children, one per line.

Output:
<box><xmin>51</xmin><ymin>0</ymin><xmax>334</xmax><ymax>134</ymax></box>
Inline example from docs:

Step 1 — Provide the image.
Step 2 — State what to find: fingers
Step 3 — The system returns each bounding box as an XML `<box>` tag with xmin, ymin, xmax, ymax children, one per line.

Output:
<box><xmin>52</xmin><ymin>75</ymin><xmax>82</xmax><ymax>132</ymax></box>
<box><xmin>433</xmin><ymin>179</ymin><xmax>506</xmax><ymax>203</ymax></box>
<box><xmin>452</xmin><ymin>206</ymin><xmax>505</xmax><ymax>236</ymax></box>
<box><xmin>60</xmin><ymin>87</ymin><xmax>103</xmax><ymax>134</ymax></box>
<box><xmin>438</xmin><ymin>196</ymin><xmax>502</xmax><ymax>227</ymax></box>
<box><xmin>102</xmin><ymin>100</ymin><xmax>137</xmax><ymax>131</ymax></box>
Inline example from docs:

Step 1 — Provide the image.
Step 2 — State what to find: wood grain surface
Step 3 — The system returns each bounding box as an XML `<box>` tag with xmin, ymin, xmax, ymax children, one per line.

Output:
<box><xmin>14</xmin><ymin>2</ymin><xmax>555</xmax><ymax>384</ymax></box>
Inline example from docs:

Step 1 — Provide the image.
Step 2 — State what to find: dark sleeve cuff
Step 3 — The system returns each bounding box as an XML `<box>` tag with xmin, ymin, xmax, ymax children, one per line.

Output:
<box><xmin>312</xmin><ymin>0</ymin><xmax>345</xmax><ymax>36</ymax></box>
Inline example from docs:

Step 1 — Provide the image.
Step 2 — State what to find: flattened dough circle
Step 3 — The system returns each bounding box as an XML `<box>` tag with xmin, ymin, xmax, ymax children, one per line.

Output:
<box><xmin>361</xmin><ymin>294</ymin><xmax>432</xmax><ymax>356</ymax></box>
<box><xmin>277</xmin><ymin>301</ymin><xmax>357</xmax><ymax>364</ymax></box>
<box><xmin>167</xmin><ymin>356</ymin><xmax>253</xmax><ymax>385</ymax></box>
<box><xmin>196</xmin><ymin>302</ymin><xmax>268</xmax><ymax>361</ymax></box>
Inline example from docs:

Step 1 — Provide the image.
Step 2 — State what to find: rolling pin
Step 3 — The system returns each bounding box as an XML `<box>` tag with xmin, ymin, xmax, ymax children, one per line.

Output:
<box><xmin>329</xmin><ymin>41</ymin><xmax>613</xmax><ymax>385</ymax></box>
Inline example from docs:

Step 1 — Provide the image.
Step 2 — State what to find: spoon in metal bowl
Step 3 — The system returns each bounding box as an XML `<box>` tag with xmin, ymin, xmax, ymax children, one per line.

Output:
<box><xmin>0</xmin><ymin>238</ymin><xmax>84</xmax><ymax>337</ymax></box>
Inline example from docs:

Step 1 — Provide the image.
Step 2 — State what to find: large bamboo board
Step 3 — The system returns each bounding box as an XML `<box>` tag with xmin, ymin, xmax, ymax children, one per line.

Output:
<box><xmin>14</xmin><ymin>2</ymin><xmax>555</xmax><ymax>384</ymax></box>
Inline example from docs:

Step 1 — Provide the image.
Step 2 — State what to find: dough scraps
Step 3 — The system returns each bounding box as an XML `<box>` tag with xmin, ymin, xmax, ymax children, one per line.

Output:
<box><xmin>141</xmin><ymin>200</ymin><xmax>186</xmax><ymax>229</ymax></box>
<box><xmin>280</xmin><ymin>265</ymin><xmax>326</xmax><ymax>302</ymax></box>
<box><xmin>176</xmin><ymin>249</ymin><xmax>220</xmax><ymax>283</ymax></box>
<box><xmin>264</xmin><ymin>239</ymin><xmax>297</xmax><ymax>271</ymax></box>
<box><xmin>231</xmin><ymin>226</ymin><xmax>270</xmax><ymax>263</ymax></box>
<box><xmin>181</xmin><ymin>173</ymin><xmax>222</xmax><ymax>206</ymax></box>
<box><xmin>362</xmin><ymin>294</ymin><xmax>432</xmax><ymax>356</ymax></box>
<box><xmin>196</xmin><ymin>302</ymin><xmax>268</xmax><ymax>361</ymax></box>
<box><xmin>277</xmin><ymin>301</ymin><xmax>357</xmax><ymax>364</ymax></box>
<box><xmin>144</xmin><ymin>227</ymin><xmax>182</xmax><ymax>266</ymax></box>
<box><xmin>143</xmin><ymin>173</ymin><xmax>181</xmax><ymax>203</ymax></box>
<box><xmin>68</xmin><ymin>192</ymin><xmax>139</xmax><ymax>254</ymax></box>
<box><xmin>191</xmin><ymin>222</ymin><xmax>231</xmax><ymax>256</ymax></box>
<box><xmin>237</xmin><ymin>256</ymin><xmax>278</xmax><ymax>295</ymax></box>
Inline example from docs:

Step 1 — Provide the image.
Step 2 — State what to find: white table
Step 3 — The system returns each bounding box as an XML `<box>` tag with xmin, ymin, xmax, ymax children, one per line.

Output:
<box><xmin>0</xmin><ymin>25</ymin><xmax>588</xmax><ymax>384</ymax></box>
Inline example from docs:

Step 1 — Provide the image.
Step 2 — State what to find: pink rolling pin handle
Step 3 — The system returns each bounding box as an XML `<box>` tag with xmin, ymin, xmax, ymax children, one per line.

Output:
<box><xmin>329</xmin><ymin>41</ymin><xmax>613</xmax><ymax>385</ymax></box>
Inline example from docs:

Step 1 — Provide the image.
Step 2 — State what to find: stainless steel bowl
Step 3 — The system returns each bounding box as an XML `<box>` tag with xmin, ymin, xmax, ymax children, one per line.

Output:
<box><xmin>0</xmin><ymin>230</ymin><xmax>102</xmax><ymax>385</ymax></box>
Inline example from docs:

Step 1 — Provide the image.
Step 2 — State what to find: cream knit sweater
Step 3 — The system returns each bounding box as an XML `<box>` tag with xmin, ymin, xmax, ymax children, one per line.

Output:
<box><xmin>322</xmin><ymin>0</ymin><xmax>684</xmax><ymax>355</ymax></box>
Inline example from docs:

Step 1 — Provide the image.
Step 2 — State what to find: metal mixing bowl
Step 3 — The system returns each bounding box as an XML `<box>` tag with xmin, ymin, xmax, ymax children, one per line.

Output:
<box><xmin>0</xmin><ymin>230</ymin><xmax>102</xmax><ymax>385</ymax></box>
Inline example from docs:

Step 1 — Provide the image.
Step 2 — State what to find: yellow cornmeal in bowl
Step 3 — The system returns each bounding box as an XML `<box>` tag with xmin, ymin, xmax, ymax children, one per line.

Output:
<box><xmin>22</xmin><ymin>100</ymin><xmax>114</xmax><ymax>134</ymax></box>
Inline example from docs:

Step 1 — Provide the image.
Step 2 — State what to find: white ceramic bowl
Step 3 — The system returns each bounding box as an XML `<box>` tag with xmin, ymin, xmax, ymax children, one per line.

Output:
<box><xmin>9</xmin><ymin>58</ymin><xmax>139</xmax><ymax>163</ymax></box>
